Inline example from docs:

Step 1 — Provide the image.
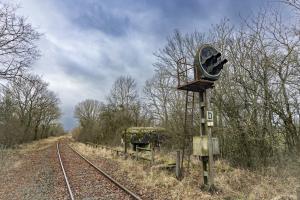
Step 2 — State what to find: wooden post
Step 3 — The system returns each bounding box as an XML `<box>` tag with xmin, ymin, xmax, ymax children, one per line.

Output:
<box><xmin>202</xmin><ymin>157</ymin><xmax>209</xmax><ymax>185</ymax></box>
<box><xmin>176</xmin><ymin>150</ymin><xmax>181</xmax><ymax>179</ymax></box>
<box><xmin>136</xmin><ymin>147</ymin><xmax>139</xmax><ymax>161</ymax></box>
<box><xmin>124</xmin><ymin>129</ymin><xmax>128</xmax><ymax>159</ymax></box>
<box><xmin>206</xmin><ymin>89</ymin><xmax>215</xmax><ymax>187</ymax></box>
<box><xmin>151</xmin><ymin>147</ymin><xmax>155</xmax><ymax>165</ymax></box>
<box><xmin>124</xmin><ymin>129</ymin><xmax>127</xmax><ymax>154</ymax></box>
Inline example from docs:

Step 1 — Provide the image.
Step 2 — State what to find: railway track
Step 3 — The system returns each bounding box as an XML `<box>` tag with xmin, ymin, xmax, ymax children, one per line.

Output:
<box><xmin>57</xmin><ymin>142</ymin><xmax>142</xmax><ymax>200</ymax></box>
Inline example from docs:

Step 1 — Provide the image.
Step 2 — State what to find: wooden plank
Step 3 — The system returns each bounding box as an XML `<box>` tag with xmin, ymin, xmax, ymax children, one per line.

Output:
<box><xmin>136</xmin><ymin>147</ymin><xmax>151</xmax><ymax>151</ymax></box>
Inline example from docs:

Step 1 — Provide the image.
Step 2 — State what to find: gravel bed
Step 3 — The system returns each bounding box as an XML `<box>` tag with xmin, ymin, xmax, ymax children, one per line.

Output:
<box><xmin>74</xmin><ymin>146</ymin><xmax>173</xmax><ymax>200</ymax></box>
<box><xmin>59</xmin><ymin>141</ymin><xmax>134</xmax><ymax>200</ymax></box>
<box><xmin>0</xmin><ymin>144</ymin><xmax>68</xmax><ymax>200</ymax></box>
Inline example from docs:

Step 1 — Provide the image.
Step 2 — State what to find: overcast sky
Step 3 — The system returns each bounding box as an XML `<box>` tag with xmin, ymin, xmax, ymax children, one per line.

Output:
<box><xmin>13</xmin><ymin>0</ymin><xmax>284</xmax><ymax>130</ymax></box>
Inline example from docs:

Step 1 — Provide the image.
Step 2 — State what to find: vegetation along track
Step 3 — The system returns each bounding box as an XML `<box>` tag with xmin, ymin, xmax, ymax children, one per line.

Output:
<box><xmin>57</xmin><ymin>142</ymin><xmax>142</xmax><ymax>200</ymax></box>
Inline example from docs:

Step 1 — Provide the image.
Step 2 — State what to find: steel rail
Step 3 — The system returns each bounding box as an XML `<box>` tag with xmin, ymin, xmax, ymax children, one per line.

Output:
<box><xmin>57</xmin><ymin>143</ymin><xmax>75</xmax><ymax>200</ymax></box>
<box><xmin>68</xmin><ymin>144</ymin><xmax>142</xmax><ymax>200</ymax></box>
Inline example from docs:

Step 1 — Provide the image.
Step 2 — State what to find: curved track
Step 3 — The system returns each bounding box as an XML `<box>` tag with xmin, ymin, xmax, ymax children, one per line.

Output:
<box><xmin>57</xmin><ymin>142</ymin><xmax>142</xmax><ymax>200</ymax></box>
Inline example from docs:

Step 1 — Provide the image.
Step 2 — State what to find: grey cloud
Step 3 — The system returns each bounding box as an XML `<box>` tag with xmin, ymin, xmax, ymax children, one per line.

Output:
<box><xmin>57</xmin><ymin>0</ymin><xmax>131</xmax><ymax>37</ymax></box>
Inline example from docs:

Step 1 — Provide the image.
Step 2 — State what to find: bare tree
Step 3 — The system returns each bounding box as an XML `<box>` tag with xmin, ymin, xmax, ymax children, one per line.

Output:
<box><xmin>0</xmin><ymin>75</ymin><xmax>61</xmax><ymax>144</ymax></box>
<box><xmin>33</xmin><ymin>90</ymin><xmax>60</xmax><ymax>139</ymax></box>
<box><xmin>74</xmin><ymin>99</ymin><xmax>102</xmax><ymax>125</ymax></box>
<box><xmin>0</xmin><ymin>3</ymin><xmax>40</xmax><ymax>80</ymax></box>
<box><xmin>74</xmin><ymin>99</ymin><xmax>102</xmax><ymax>142</ymax></box>
<box><xmin>143</xmin><ymin>70</ymin><xmax>174</xmax><ymax>126</ymax></box>
<box><xmin>108</xmin><ymin>75</ymin><xmax>141</xmax><ymax>127</ymax></box>
<box><xmin>108</xmin><ymin>75</ymin><xmax>138</xmax><ymax>110</ymax></box>
<box><xmin>283</xmin><ymin>0</ymin><xmax>300</xmax><ymax>11</ymax></box>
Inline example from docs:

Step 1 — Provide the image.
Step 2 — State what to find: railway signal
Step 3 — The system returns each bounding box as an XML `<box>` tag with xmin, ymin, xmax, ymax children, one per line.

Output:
<box><xmin>176</xmin><ymin>44</ymin><xmax>228</xmax><ymax>189</ymax></box>
<box><xmin>194</xmin><ymin>44</ymin><xmax>227</xmax><ymax>81</ymax></box>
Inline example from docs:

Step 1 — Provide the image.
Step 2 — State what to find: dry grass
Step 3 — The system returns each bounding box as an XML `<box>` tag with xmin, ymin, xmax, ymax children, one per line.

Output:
<box><xmin>0</xmin><ymin>144</ymin><xmax>24</xmax><ymax>173</ymax></box>
<box><xmin>0</xmin><ymin>135</ymin><xmax>70</xmax><ymax>173</ymax></box>
<box><xmin>72</xmin><ymin>142</ymin><xmax>300</xmax><ymax>200</ymax></box>
<box><xmin>214</xmin><ymin>159</ymin><xmax>299</xmax><ymax>199</ymax></box>
<box><xmin>0</xmin><ymin>145</ymin><xmax>10</xmax><ymax>171</ymax></box>
<box><xmin>18</xmin><ymin>135</ymin><xmax>70</xmax><ymax>153</ymax></box>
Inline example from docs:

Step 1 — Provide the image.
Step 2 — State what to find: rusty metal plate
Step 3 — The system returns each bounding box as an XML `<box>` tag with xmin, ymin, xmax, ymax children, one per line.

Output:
<box><xmin>193</xmin><ymin>136</ymin><xmax>220</xmax><ymax>156</ymax></box>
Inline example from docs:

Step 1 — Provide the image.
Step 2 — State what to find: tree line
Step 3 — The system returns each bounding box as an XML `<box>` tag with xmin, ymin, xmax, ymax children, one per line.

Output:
<box><xmin>147</xmin><ymin>3</ymin><xmax>300</xmax><ymax>168</ymax></box>
<box><xmin>0</xmin><ymin>3</ymin><xmax>63</xmax><ymax>146</ymax></box>
<box><xmin>73</xmin><ymin>76</ymin><xmax>151</xmax><ymax>145</ymax></box>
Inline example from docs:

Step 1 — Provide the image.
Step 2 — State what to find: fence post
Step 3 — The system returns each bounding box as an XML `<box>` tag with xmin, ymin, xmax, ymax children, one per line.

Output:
<box><xmin>176</xmin><ymin>150</ymin><xmax>181</xmax><ymax>180</ymax></box>
<box><xmin>124</xmin><ymin>130</ymin><xmax>127</xmax><ymax>153</ymax></box>
<box><xmin>151</xmin><ymin>147</ymin><xmax>155</xmax><ymax>165</ymax></box>
<box><xmin>136</xmin><ymin>148</ymin><xmax>139</xmax><ymax>161</ymax></box>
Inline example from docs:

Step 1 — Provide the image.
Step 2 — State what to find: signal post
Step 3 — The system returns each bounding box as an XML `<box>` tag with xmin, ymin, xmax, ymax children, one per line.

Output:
<box><xmin>176</xmin><ymin>44</ymin><xmax>227</xmax><ymax>188</ymax></box>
